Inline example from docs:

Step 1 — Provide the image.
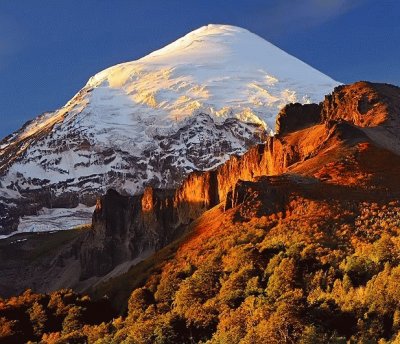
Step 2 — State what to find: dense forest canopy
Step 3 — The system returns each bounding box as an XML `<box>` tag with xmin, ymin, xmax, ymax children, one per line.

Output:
<box><xmin>2</xmin><ymin>197</ymin><xmax>400</xmax><ymax>343</ymax></box>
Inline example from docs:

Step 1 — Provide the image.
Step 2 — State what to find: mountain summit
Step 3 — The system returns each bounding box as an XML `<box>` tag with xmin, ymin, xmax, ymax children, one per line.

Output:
<box><xmin>85</xmin><ymin>24</ymin><xmax>337</xmax><ymax>129</ymax></box>
<box><xmin>0</xmin><ymin>24</ymin><xmax>339</xmax><ymax>235</ymax></box>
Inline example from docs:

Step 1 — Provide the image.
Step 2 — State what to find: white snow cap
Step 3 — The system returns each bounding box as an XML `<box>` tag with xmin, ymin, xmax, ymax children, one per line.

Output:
<box><xmin>9</xmin><ymin>24</ymin><xmax>339</xmax><ymax>147</ymax></box>
<box><xmin>84</xmin><ymin>24</ymin><xmax>339</xmax><ymax>132</ymax></box>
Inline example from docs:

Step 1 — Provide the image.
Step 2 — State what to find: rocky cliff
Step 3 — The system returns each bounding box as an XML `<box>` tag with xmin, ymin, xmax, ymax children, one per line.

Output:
<box><xmin>79</xmin><ymin>82</ymin><xmax>400</xmax><ymax>282</ymax></box>
<box><xmin>320</xmin><ymin>81</ymin><xmax>399</xmax><ymax>127</ymax></box>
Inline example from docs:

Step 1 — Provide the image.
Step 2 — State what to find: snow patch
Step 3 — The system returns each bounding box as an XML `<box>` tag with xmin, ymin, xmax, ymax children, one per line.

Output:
<box><xmin>16</xmin><ymin>204</ymin><xmax>95</xmax><ymax>235</ymax></box>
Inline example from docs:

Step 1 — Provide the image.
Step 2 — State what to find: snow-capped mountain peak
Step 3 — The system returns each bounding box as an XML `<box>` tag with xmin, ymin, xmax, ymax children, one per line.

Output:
<box><xmin>84</xmin><ymin>24</ymin><xmax>336</xmax><ymax>132</ymax></box>
<box><xmin>0</xmin><ymin>24</ymin><xmax>339</xmax><ymax>235</ymax></box>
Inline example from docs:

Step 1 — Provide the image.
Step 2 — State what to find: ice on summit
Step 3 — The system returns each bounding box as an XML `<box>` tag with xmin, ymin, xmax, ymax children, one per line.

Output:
<box><xmin>85</xmin><ymin>24</ymin><xmax>337</xmax><ymax>133</ymax></box>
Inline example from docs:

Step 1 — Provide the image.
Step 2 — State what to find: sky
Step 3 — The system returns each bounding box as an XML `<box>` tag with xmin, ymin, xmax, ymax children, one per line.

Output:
<box><xmin>0</xmin><ymin>0</ymin><xmax>399</xmax><ymax>139</ymax></box>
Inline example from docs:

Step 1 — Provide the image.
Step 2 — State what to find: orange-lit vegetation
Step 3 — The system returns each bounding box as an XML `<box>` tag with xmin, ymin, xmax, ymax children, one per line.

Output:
<box><xmin>2</xmin><ymin>195</ymin><xmax>400</xmax><ymax>343</ymax></box>
<box><xmin>0</xmin><ymin>289</ymin><xmax>114</xmax><ymax>343</ymax></box>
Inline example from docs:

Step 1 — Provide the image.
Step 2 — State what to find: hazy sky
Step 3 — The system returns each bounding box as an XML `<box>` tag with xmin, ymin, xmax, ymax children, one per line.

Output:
<box><xmin>0</xmin><ymin>0</ymin><xmax>399</xmax><ymax>138</ymax></box>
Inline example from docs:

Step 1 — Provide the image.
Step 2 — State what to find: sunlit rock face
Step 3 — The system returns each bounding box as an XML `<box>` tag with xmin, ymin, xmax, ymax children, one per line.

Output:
<box><xmin>2</xmin><ymin>81</ymin><xmax>397</xmax><ymax>293</ymax></box>
<box><xmin>77</xmin><ymin>82</ymin><xmax>400</xmax><ymax>281</ymax></box>
<box><xmin>0</xmin><ymin>24</ymin><xmax>338</xmax><ymax>235</ymax></box>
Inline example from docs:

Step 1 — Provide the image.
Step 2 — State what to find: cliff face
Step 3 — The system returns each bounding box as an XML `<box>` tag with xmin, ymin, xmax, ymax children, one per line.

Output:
<box><xmin>78</xmin><ymin>108</ymin><xmax>326</xmax><ymax>280</ymax></box>
<box><xmin>79</xmin><ymin>82</ymin><xmax>400</xmax><ymax>282</ymax></box>
<box><xmin>80</xmin><ymin>171</ymin><xmax>222</xmax><ymax>278</ymax></box>
<box><xmin>80</xmin><ymin>188</ymin><xmax>178</xmax><ymax>279</ymax></box>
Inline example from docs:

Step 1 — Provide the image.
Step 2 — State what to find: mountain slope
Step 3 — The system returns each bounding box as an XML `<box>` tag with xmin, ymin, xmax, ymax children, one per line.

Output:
<box><xmin>2</xmin><ymin>81</ymin><xmax>397</xmax><ymax>298</ymax></box>
<box><xmin>2</xmin><ymin>82</ymin><xmax>400</xmax><ymax>343</ymax></box>
<box><xmin>0</xmin><ymin>24</ymin><xmax>338</xmax><ymax>235</ymax></box>
<box><xmin>86</xmin><ymin>82</ymin><xmax>400</xmax><ymax>343</ymax></box>
<box><xmin>79</xmin><ymin>81</ymin><xmax>400</xmax><ymax>285</ymax></box>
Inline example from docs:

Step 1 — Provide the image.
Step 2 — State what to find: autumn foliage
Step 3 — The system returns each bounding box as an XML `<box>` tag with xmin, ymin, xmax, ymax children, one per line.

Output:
<box><xmin>0</xmin><ymin>289</ymin><xmax>114</xmax><ymax>343</ymax></box>
<box><xmin>1</xmin><ymin>193</ymin><xmax>400</xmax><ymax>343</ymax></box>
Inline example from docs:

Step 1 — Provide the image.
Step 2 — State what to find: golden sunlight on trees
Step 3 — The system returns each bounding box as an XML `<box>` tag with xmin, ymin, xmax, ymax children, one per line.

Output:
<box><xmin>2</xmin><ymin>199</ymin><xmax>400</xmax><ymax>343</ymax></box>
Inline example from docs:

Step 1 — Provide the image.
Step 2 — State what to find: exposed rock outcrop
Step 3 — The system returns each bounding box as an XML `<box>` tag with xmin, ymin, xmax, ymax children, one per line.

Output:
<box><xmin>275</xmin><ymin>103</ymin><xmax>321</xmax><ymax>135</ymax></box>
<box><xmin>321</xmin><ymin>82</ymin><xmax>400</xmax><ymax>127</ymax></box>
<box><xmin>320</xmin><ymin>82</ymin><xmax>400</xmax><ymax>156</ymax></box>
<box><xmin>80</xmin><ymin>188</ymin><xmax>178</xmax><ymax>278</ymax></box>
<box><xmin>224</xmin><ymin>176</ymin><xmax>291</xmax><ymax>219</ymax></box>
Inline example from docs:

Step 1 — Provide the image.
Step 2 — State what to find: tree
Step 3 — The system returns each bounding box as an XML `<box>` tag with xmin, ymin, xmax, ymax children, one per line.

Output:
<box><xmin>173</xmin><ymin>264</ymin><xmax>220</xmax><ymax>329</ymax></box>
<box><xmin>299</xmin><ymin>325</ymin><xmax>328</xmax><ymax>344</ymax></box>
<box><xmin>0</xmin><ymin>316</ymin><xmax>17</xmax><ymax>341</ymax></box>
<box><xmin>127</xmin><ymin>288</ymin><xmax>155</xmax><ymax>322</ymax></box>
<box><xmin>266</xmin><ymin>258</ymin><xmax>296</xmax><ymax>301</ymax></box>
<box><xmin>27</xmin><ymin>301</ymin><xmax>48</xmax><ymax>338</ymax></box>
<box><xmin>62</xmin><ymin>306</ymin><xmax>84</xmax><ymax>334</ymax></box>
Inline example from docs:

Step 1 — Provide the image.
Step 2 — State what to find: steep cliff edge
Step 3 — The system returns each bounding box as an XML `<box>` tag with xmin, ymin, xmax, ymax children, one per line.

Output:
<box><xmin>79</xmin><ymin>82</ymin><xmax>400</xmax><ymax>283</ymax></box>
